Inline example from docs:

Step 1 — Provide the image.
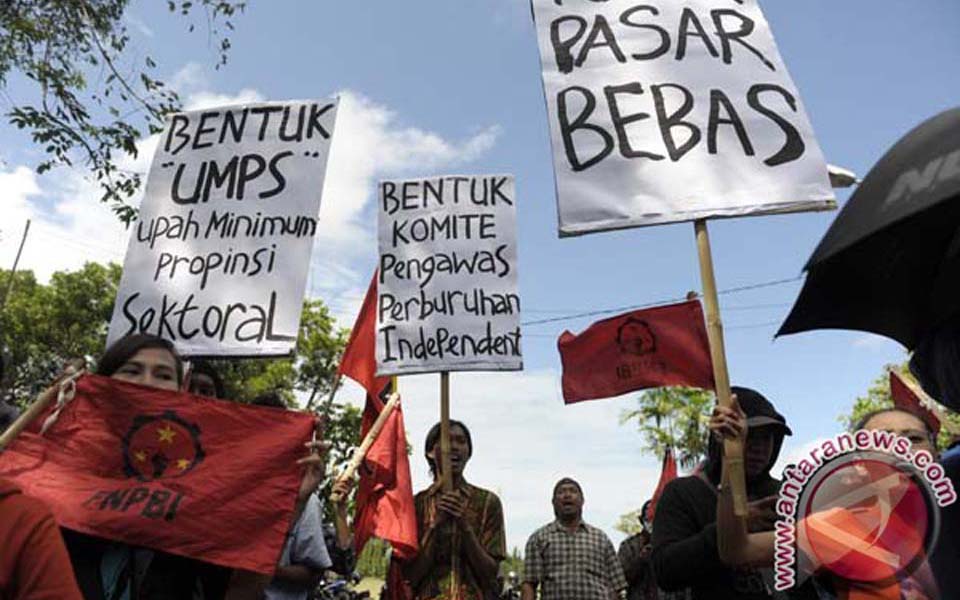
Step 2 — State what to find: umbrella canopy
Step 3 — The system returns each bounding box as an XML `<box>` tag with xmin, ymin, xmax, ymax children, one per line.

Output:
<box><xmin>779</xmin><ymin>108</ymin><xmax>960</xmax><ymax>349</ymax></box>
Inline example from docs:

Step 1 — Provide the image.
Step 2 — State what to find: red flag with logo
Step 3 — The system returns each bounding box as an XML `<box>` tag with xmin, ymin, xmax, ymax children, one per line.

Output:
<box><xmin>0</xmin><ymin>374</ymin><xmax>314</xmax><ymax>573</ymax></box>
<box><xmin>341</xmin><ymin>273</ymin><xmax>418</xmax><ymax>573</ymax></box>
<box><xmin>890</xmin><ymin>370</ymin><xmax>941</xmax><ymax>437</ymax></box>
<box><xmin>558</xmin><ymin>300</ymin><xmax>715</xmax><ymax>404</ymax></box>
<box><xmin>645</xmin><ymin>447</ymin><xmax>678</xmax><ymax>523</ymax></box>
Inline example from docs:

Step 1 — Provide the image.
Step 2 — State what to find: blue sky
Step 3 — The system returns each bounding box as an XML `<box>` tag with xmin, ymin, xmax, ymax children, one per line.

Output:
<box><xmin>1</xmin><ymin>1</ymin><xmax>959</xmax><ymax>552</ymax></box>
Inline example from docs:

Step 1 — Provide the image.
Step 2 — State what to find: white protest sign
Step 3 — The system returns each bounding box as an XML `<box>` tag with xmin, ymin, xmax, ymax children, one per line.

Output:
<box><xmin>106</xmin><ymin>99</ymin><xmax>339</xmax><ymax>356</ymax></box>
<box><xmin>376</xmin><ymin>175</ymin><xmax>522</xmax><ymax>376</ymax></box>
<box><xmin>531</xmin><ymin>0</ymin><xmax>835</xmax><ymax>236</ymax></box>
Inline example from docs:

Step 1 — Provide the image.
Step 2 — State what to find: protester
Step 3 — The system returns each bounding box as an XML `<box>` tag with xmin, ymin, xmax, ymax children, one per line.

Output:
<box><xmin>651</xmin><ymin>387</ymin><xmax>793</xmax><ymax>600</ymax></box>
<box><xmin>0</xmin><ymin>476</ymin><xmax>84</xmax><ymax>600</ymax></box>
<box><xmin>711</xmin><ymin>404</ymin><xmax>952</xmax><ymax>598</ymax></box>
<box><xmin>188</xmin><ymin>360</ymin><xmax>226</xmax><ymax>398</ymax></box>
<box><xmin>403</xmin><ymin>420</ymin><xmax>505</xmax><ymax>600</ymax></box>
<box><xmin>618</xmin><ymin>505</ymin><xmax>658</xmax><ymax>600</ymax></box>
<box><xmin>522</xmin><ymin>477</ymin><xmax>627</xmax><ymax>600</ymax></box>
<box><xmin>58</xmin><ymin>334</ymin><xmax>327</xmax><ymax>600</ymax></box>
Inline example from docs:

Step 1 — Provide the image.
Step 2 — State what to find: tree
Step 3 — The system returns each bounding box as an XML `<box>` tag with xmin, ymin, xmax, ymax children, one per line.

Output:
<box><xmin>355</xmin><ymin>537</ymin><xmax>390</xmax><ymax>579</ymax></box>
<box><xmin>840</xmin><ymin>362</ymin><xmax>960</xmax><ymax>449</ymax></box>
<box><xmin>614</xmin><ymin>509</ymin><xmax>643</xmax><ymax>537</ymax></box>
<box><xmin>0</xmin><ymin>262</ymin><xmax>122</xmax><ymax>404</ymax></box>
<box><xmin>0</xmin><ymin>1</ymin><xmax>245</xmax><ymax>223</ymax></box>
<box><xmin>620</xmin><ymin>387</ymin><xmax>714</xmax><ymax>469</ymax></box>
<box><xmin>499</xmin><ymin>546</ymin><xmax>524</xmax><ymax>579</ymax></box>
<box><xmin>617</xmin><ymin>387</ymin><xmax>713</xmax><ymax>534</ymax></box>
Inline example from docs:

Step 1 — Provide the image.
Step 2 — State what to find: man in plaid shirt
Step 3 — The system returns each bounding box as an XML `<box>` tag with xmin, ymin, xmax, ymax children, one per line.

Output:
<box><xmin>521</xmin><ymin>478</ymin><xmax>627</xmax><ymax>600</ymax></box>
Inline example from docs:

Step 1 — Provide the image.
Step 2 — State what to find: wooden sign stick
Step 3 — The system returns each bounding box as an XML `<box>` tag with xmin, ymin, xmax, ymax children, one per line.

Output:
<box><xmin>330</xmin><ymin>392</ymin><xmax>402</xmax><ymax>502</ymax></box>
<box><xmin>694</xmin><ymin>219</ymin><xmax>748</xmax><ymax>518</ymax></box>
<box><xmin>0</xmin><ymin>369</ymin><xmax>84</xmax><ymax>451</ymax></box>
<box><xmin>440</xmin><ymin>371</ymin><xmax>453</xmax><ymax>493</ymax></box>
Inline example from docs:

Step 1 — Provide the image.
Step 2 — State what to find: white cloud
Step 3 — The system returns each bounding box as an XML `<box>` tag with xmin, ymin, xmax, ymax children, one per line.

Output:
<box><xmin>336</xmin><ymin>370</ymin><xmax>663</xmax><ymax>551</ymax></box>
<box><xmin>0</xmin><ymin>81</ymin><xmax>502</xmax><ymax>327</ymax></box>
<box><xmin>0</xmin><ymin>87</ymin><xmax>272</xmax><ymax>283</ymax></box>
<box><xmin>306</xmin><ymin>89</ymin><xmax>503</xmax><ymax>324</ymax></box>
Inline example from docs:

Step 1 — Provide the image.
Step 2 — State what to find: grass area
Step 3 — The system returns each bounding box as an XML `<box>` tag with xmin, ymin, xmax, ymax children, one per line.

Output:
<box><xmin>356</xmin><ymin>577</ymin><xmax>384</xmax><ymax>596</ymax></box>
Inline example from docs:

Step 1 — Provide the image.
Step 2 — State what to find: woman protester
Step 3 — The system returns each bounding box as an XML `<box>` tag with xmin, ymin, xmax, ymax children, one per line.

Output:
<box><xmin>60</xmin><ymin>333</ymin><xmax>326</xmax><ymax>600</ymax></box>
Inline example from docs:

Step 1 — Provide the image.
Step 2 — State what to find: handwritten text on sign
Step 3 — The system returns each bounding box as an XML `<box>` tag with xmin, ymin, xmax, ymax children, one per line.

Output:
<box><xmin>107</xmin><ymin>100</ymin><xmax>338</xmax><ymax>356</ymax></box>
<box><xmin>531</xmin><ymin>0</ymin><xmax>834</xmax><ymax>235</ymax></box>
<box><xmin>376</xmin><ymin>175</ymin><xmax>522</xmax><ymax>375</ymax></box>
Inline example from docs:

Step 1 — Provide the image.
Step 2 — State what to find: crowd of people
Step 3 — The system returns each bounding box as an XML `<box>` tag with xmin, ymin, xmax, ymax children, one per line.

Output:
<box><xmin>2</xmin><ymin>332</ymin><xmax>960</xmax><ymax>600</ymax></box>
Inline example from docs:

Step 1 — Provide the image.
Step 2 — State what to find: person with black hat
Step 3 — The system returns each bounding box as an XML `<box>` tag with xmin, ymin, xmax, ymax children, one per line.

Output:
<box><xmin>650</xmin><ymin>386</ymin><xmax>795</xmax><ymax>600</ymax></box>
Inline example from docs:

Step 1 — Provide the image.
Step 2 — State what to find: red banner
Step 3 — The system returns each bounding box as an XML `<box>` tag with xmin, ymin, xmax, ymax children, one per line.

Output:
<box><xmin>890</xmin><ymin>370</ymin><xmax>941</xmax><ymax>437</ymax></box>
<box><xmin>0</xmin><ymin>374</ymin><xmax>314</xmax><ymax>574</ymax></box>
<box><xmin>558</xmin><ymin>300</ymin><xmax>715</xmax><ymax>403</ymax></box>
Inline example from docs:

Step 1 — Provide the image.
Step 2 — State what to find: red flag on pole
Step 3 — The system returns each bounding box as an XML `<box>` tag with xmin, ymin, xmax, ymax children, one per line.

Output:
<box><xmin>558</xmin><ymin>300</ymin><xmax>715</xmax><ymax>404</ymax></box>
<box><xmin>0</xmin><ymin>374</ymin><xmax>314</xmax><ymax>574</ymax></box>
<box><xmin>890</xmin><ymin>370</ymin><xmax>941</xmax><ymax>437</ymax></box>
<box><xmin>340</xmin><ymin>273</ymin><xmax>418</xmax><ymax>565</ymax></box>
<box><xmin>646</xmin><ymin>447</ymin><xmax>678</xmax><ymax>523</ymax></box>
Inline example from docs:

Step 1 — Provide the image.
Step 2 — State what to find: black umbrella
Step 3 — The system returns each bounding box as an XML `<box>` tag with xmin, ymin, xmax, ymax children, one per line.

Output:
<box><xmin>778</xmin><ymin>108</ymin><xmax>960</xmax><ymax>349</ymax></box>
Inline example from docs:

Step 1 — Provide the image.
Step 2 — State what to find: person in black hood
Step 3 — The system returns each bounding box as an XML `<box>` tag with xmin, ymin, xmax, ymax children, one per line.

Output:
<box><xmin>651</xmin><ymin>386</ymin><xmax>802</xmax><ymax>600</ymax></box>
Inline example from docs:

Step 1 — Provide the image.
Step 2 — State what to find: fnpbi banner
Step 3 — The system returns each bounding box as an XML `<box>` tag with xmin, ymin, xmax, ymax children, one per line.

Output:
<box><xmin>376</xmin><ymin>175</ymin><xmax>522</xmax><ymax>376</ymax></box>
<box><xmin>107</xmin><ymin>99</ymin><xmax>339</xmax><ymax>356</ymax></box>
<box><xmin>531</xmin><ymin>0</ymin><xmax>835</xmax><ymax>236</ymax></box>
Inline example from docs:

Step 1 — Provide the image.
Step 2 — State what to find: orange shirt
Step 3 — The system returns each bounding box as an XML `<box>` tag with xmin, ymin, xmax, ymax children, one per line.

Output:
<box><xmin>0</xmin><ymin>478</ymin><xmax>83</xmax><ymax>600</ymax></box>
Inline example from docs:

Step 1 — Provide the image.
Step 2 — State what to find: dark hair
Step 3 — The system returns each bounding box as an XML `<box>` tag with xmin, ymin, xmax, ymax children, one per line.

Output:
<box><xmin>552</xmin><ymin>477</ymin><xmax>583</xmax><ymax>497</ymax></box>
<box><xmin>251</xmin><ymin>391</ymin><xmax>287</xmax><ymax>409</ymax></box>
<box><xmin>424</xmin><ymin>420</ymin><xmax>472</xmax><ymax>476</ymax></box>
<box><xmin>853</xmin><ymin>407</ymin><xmax>935</xmax><ymax>440</ymax></box>
<box><xmin>97</xmin><ymin>334</ymin><xmax>183</xmax><ymax>387</ymax></box>
<box><xmin>189</xmin><ymin>360</ymin><xmax>225</xmax><ymax>399</ymax></box>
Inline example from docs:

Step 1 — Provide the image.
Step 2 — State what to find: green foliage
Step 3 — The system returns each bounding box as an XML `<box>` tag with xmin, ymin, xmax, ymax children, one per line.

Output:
<box><xmin>356</xmin><ymin>537</ymin><xmax>390</xmax><ymax>579</ymax></box>
<box><xmin>500</xmin><ymin>546</ymin><xmax>524</xmax><ymax>579</ymax></box>
<box><xmin>0</xmin><ymin>262</ymin><xmax>122</xmax><ymax>404</ymax></box>
<box><xmin>0</xmin><ymin>1</ymin><xmax>245</xmax><ymax>223</ymax></box>
<box><xmin>204</xmin><ymin>299</ymin><xmax>349</xmax><ymax>407</ymax></box>
<box><xmin>620</xmin><ymin>386</ymin><xmax>714</xmax><ymax>469</ymax></box>
<box><xmin>614</xmin><ymin>509</ymin><xmax>643</xmax><ymax>536</ymax></box>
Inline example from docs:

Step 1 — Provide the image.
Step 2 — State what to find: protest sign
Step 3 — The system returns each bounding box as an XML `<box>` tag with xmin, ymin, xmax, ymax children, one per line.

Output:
<box><xmin>531</xmin><ymin>0</ymin><xmax>835</xmax><ymax>236</ymax></box>
<box><xmin>106</xmin><ymin>99</ymin><xmax>339</xmax><ymax>356</ymax></box>
<box><xmin>376</xmin><ymin>175</ymin><xmax>521</xmax><ymax>376</ymax></box>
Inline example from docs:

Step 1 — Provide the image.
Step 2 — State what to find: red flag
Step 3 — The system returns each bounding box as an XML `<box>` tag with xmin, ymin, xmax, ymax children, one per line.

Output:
<box><xmin>558</xmin><ymin>300</ymin><xmax>715</xmax><ymax>404</ymax></box>
<box><xmin>340</xmin><ymin>273</ymin><xmax>418</xmax><ymax>568</ymax></box>
<box><xmin>890</xmin><ymin>370</ymin><xmax>941</xmax><ymax>437</ymax></box>
<box><xmin>646</xmin><ymin>448</ymin><xmax>678</xmax><ymax>523</ymax></box>
<box><xmin>0</xmin><ymin>374</ymin><xmax>314</xmax><ymax>574</ymax></box>
<box><xmin>338</xmin><ymin>272</ymin><xmax>391</xmax><ymax>400</ymax></box>
<box><xmin>353</xmin><ymin>405</ymin><xmax>418</xmax><ymax>560</ymax></box>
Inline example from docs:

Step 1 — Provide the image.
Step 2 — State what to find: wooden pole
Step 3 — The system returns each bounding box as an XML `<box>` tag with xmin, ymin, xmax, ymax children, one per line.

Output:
<box><xmin>0</xmin><ymin>219</ymin><xmax>31</xmax><ymax>314</ymax></box>
<box><xmin>0</xmin><ymin>369</ymin><xmax>83</xmax><ymax>451</ymax></box>
<box><xmin>320</xmin><ymin>372</ymin><xmax>343</xmax><ymax>415</ymax></box>
<box><xmin>694</xmin><ymin>219</ymin><xmax>747</xmax><ymax>517</ymax></box>
<box><xmin>330</xmin><ymin>393</ymin><xmax>402</xmax><ymax>501</ymax></box>
<box><xmin>440</xmin><ymin>371</ymin><xmax>453</xmax><ymax>492</ymax></box>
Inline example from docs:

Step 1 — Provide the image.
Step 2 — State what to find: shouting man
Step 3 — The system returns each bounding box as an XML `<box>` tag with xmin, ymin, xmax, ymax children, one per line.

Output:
<box><xmin>522</xmin><ymin>477</ymin><xmax>627</xmax><ymax>600</ymax></box>
<box><xmin>404</xmin><ymin>420</ymin><xmax>506</xmax><ymax>600</ymax></box>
